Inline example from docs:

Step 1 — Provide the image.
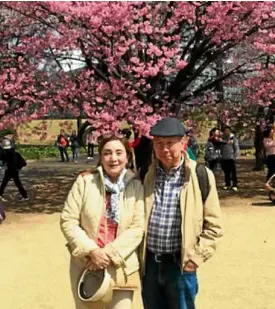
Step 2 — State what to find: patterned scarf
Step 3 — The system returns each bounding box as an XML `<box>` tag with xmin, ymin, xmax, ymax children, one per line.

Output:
<box><xmin>103</xmin><ymin>168</ymin><xmax>127</xmax><ymax>224</ymax></box>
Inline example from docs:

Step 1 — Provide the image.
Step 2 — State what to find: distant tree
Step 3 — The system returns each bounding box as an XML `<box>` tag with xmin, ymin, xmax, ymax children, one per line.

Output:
<box><xmin>0</xmin><ymin>1</ymin><xmax>274</xmax><ymax>136</ymax></box>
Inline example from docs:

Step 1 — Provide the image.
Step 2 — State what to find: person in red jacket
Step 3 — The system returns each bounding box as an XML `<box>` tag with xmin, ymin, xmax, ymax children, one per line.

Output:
<box><xmin>56</xmin><ymin>129</ymin><xmax>70</xmax><ymax>162</ymax></box>
<box><xmin>121</xmin><ymin>128</ymin><xmax>142</xmax><ymax>171</ymax></box>
<box><xmin>121</xmin><ymin>128</ymin><xmax>141</xmax><ymax>149</ymax></box>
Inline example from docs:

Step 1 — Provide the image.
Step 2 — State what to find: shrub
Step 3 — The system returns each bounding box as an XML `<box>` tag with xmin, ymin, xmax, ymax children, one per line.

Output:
<box><xmin>17</xmin><ymin>145</ymin><xmax>60</xmax><ymax>160</ymax></box>
<box><xmin>0</xmin><ymin>128</ymin><xmax>17</xmax><ymax>140</ymax></box>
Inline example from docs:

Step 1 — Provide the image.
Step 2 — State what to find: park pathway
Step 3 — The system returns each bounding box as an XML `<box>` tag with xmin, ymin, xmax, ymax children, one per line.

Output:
<box><xmin>1</xmin><ymin>158</ymin><xmax>275</xmax><ymax>309</ymax></box>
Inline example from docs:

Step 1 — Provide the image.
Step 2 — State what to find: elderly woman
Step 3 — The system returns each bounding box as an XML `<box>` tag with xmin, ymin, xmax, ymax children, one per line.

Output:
<box><xmin>60</xmin><ymin>134</ymin><xmax>144</xmax><ymax>309</ymax></box>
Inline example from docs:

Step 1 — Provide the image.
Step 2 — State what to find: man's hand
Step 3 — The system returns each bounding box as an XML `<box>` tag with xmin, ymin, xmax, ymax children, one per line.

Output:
<box><xmin>87</xmin><ymin>248</ymin><xmax>110</xmax><ymax>270</ymax></box>
<box><xmin>183</xmin><ymin>260</ymin><xmax>198</xmax><ymax>272</ymax></box>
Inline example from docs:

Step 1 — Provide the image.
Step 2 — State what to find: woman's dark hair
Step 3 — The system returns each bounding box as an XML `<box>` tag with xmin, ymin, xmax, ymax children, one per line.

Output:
<box><xmin>264</xmin><ymin>126</ymin><xmax>273</xmax><ymax>138</ymax></box>
<box><xmin>209</xmin><ymin>127</ymin><xmax>218</xmax><ymax>137</ymax></box>
<box><xmin>97</xmin><ymin>134</ymin><xmax>133</xmax><ymax>169</ymax></box>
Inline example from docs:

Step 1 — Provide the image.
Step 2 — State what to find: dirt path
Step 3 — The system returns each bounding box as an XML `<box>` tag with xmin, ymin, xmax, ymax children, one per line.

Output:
<box><xmin>1</xmin><ymin>158</ymin><xmax>275</xmax><ymax>309</ymax></box>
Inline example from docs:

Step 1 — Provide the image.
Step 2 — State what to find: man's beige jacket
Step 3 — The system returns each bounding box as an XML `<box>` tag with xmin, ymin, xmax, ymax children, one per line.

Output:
<box><xmin>140</xmin><ymin>158</ymin><xmax>223</xmax><ymax>275</ymax></box>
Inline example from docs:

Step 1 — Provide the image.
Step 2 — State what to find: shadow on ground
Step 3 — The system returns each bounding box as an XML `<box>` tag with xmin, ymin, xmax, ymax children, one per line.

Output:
<box><xmin>2</xmin><ymin>156</ymin><xmax>96</xmax><ymax>214</ymax></box>
<box><xmin>2</xmin><ymin>157</ymin><xmax>272</xmax><ymax>214</ymax></box>
<box><xmin>216</xmin><ymin>158</ymin><xmax>268</xmax><ymax>200</ymax></box>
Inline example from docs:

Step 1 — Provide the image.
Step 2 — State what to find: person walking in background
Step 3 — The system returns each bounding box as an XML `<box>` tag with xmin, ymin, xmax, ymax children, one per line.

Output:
<box><xmin>70</xmin><ymin>130</ymin><xmax>80</xmax><ymax>163</ymax></box>
<box><xmin>57</xmin><ymin>129</ymin><xmax>70</xmax><ymax>162</ymax></box>
<box><xmin>186</xmin><ymin>129</ymin><xmax>199</xmax><ymax>159</ymax></box>
<box><xmin>263</xmin><ymin>126</ymin><xmax>275</xmax><ymax>181</ymax></box>
<box><xmin>60</xmin><ymin>134</ymin><xmax>144</xmax><ymax>309</ymax></box>
<box><xmin>86</xmin><ymin>129</ymin><xmax>96</xmax><ymax>160</ymax></box>
<box><xmin>0</xmin><ymin>134</ymin><xmax>16</xmax><ymax>169</ymax></box>
<box><xmin>221</xmin><ymin>126</ymin><xmax>240</xmax><ymax>191</ymax></box>
<box><xmin>205</xmin><ymin>127</ymin><xmax>224</xmax><ymax>172</ymax></box>
<box><xmin>121</xmin><ymin>127</ymin><xmax>142</xmax><ymax>171</ymax></box>
<box><xmin>0</xmin><ymin>139</ymin><xmax>28</xmax><ymax>202</ymax></box>
<box><xmin>140</xmin><ymin>117</ymin><xmax>223</xmax><ymax>309</ymax></box>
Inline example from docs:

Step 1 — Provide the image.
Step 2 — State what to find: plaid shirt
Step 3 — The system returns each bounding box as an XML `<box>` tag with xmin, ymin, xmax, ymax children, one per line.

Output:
<box><xmin>147</xmin><ymin>160</ymin><xmax>185</xmax><ymax>254</ymax></box>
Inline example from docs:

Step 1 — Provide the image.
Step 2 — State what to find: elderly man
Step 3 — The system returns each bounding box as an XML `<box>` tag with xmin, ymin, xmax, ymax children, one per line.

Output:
<box><xmin>140</xmin><ymin>117</ymin><xmax>223</xmax><ymax>309</ymax></box>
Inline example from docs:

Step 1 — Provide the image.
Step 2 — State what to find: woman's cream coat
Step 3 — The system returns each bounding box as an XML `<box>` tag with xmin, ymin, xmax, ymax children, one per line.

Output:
<box><xmin>60</xmin><ymin>167</ymin><xmax>144</xmax><ymax>308</ymax></box>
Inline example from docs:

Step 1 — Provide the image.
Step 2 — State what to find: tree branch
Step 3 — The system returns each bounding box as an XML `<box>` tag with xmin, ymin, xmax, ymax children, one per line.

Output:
<box><xmin>180</xmin><ymin>53</ymin><xmax>266</xmax><ymax>102</ymax></box>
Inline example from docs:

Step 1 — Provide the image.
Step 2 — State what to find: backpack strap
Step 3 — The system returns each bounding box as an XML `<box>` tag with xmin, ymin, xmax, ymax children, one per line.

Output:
<box><xmin>196</xmin><ymin>163</ymin><xmax>210</xmax><ymax>204</ymax></box>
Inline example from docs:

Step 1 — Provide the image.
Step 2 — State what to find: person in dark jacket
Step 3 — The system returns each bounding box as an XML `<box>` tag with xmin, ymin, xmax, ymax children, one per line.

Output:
<box><xmin>205</xmin><ymin>127</ymin><xmax>225</xmax><ymax>172</ymax></box>
<box><xmin>70</xmin><ymin>130</ymin><xmax>80</xmax><ymax>163</ymax></box>
<box><xmin>133</xmin><ymin>132</ymin><xmax>153</xmax><ymax>180</ymax></box>
<box><xmin>221</xmin><ymin>126</ymin><xmax>240</xmax><ymax>191</ymax></box>
<box><xmin>0</xmin><ymin>139</ymin><xmax>28</xmax><ymax>202</ymax></box>
<box><xmin>56</xmin><ymin>129</ymin><xmax>70</xmax><ymax>162</ymax></box>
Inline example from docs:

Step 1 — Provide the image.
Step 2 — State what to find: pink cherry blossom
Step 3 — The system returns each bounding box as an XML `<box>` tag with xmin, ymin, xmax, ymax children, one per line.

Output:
<box><xmin>0</xmin><ymin>1</ymin><xmax>273</xmax><ymax>134</ymax></box>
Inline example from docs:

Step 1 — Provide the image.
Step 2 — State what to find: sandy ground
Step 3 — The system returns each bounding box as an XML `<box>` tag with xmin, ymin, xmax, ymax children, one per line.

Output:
<box><xmin>1</xmin><ymin>157</ymin><xmax>275</xmax><ymax>309</ymax></box>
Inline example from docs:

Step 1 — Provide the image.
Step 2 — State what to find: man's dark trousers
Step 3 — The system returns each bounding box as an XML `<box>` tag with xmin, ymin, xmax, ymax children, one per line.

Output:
<box><xmin>221</xmin><ymin>159</ymin><xmax>238</xmax><ymax>187</ymax></box>
<box><xmin>0</xmin><ymin>170</ymin><xmax>27</xmax><ymax>198</ymax></box>
<box><xmin>142</xmin><ymin>252</ymin><xmax>198</xmax><ymax>309</ymax></box>
<box><xmin>59</xmin><ymin>146</ymin><xmax>69</xmax><ymax>162</ymax></box>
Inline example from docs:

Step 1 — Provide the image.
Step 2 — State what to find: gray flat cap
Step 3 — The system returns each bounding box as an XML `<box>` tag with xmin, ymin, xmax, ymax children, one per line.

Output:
<box><xmin>150</xmin><ymin>117</ymin><xmax>186</xmax><ymax>137</ymax></box>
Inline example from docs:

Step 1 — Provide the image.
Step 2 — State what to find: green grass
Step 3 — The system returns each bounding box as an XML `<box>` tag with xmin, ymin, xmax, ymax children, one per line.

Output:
<box><xmin>17</xmin><ymin>144</ymin><xmax>95</xmax><ymax>160</ymax></box>
<box><xmin>17</xmin><ymin>145</ymin><xmax>60</xmax><ymax>160</ymax></box>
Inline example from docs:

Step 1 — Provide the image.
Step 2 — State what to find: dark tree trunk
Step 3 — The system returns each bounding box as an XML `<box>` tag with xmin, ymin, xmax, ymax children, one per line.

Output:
<box><xmin>216</xmin><ymin>56</ymin><xmax>225</xmax><ymax>131</ymax></box>
<box><xmin>77</xmin><ymin>116</ymin><xmax>82</xmax><ymax>133</ymax></box>
<box><xmin>253</xmin><ymin>107</ymin><xmax>265</xmax><ymax>171</ymax></box>
<box><xmin>253</xmin><ymin>56</ymin><xmax>273</xmax><ymax>171</ymax></box>
<box><xmin>253</xmin><ymin>123</ymin><xmax>265</xmax><ymax>171</ymax></box>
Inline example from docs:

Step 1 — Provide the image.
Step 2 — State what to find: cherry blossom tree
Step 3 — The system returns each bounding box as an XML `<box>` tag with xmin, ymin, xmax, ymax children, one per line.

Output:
<box><xmin>0</xmin><ymin>1</ymin><xmax>274</xmax><ymax>136</ymax></box>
